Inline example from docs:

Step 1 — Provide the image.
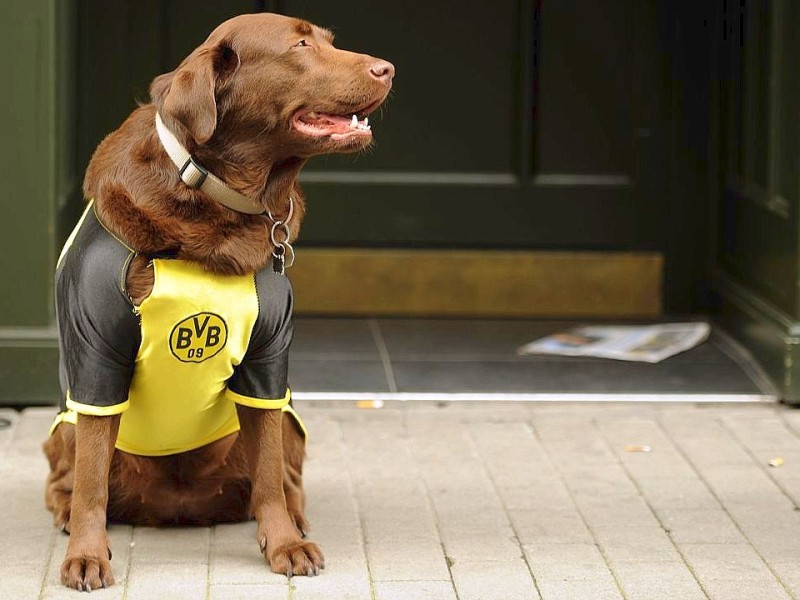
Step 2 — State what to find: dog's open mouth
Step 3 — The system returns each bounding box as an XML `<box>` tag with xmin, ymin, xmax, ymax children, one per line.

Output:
<box><xmin>292</xmin><ymin>111</ymin><xmax>373</xmax><ymax>141</ymax></box>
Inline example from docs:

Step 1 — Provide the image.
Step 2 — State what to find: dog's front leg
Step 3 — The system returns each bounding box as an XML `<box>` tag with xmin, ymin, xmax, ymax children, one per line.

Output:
<box><xmin>61</xmin><ymin>414</ymin><xmax>120</xmax><ymax>591</ymax></box>
<box><xmin>236</xmin><ymin>405</ymin><xmax>324</xmax><ymax>577</ymax></box>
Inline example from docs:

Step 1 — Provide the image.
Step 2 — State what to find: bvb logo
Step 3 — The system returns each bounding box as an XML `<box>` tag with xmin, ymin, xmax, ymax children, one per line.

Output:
<box><xmin>169</xmin><ymin>312</ymin><xmax>228</xmax><ymax>363</ymax></box>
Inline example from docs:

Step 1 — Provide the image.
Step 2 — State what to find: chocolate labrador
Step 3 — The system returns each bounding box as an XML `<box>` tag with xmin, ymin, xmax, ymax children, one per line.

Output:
<box><xmin>43</xmin><ymin>12</ymin><xmax>393</xmax><ymax>591</ymax></box>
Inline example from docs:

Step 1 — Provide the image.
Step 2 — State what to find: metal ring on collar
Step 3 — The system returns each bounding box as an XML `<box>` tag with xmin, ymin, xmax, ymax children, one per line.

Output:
<box><xmin>270</xmin><ymin>220</ymin><xmax>292</xmax><ymax>246</ymax></box>
<box><xmin>268</xmin><ymin>195</ymin><xmax>295</xmax><ymax>228</ymax></box>
<box><xmin>271</xmin><ymin>241</ymin><xmax>295</xmax><ymax>269</ymax></box>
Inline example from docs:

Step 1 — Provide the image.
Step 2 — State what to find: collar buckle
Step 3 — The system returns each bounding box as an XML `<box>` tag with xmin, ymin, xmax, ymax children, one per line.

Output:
<box><xmin>179</xmin><ymin>157</ymin><xmax>209</xmax><ymax>189</ymax></box>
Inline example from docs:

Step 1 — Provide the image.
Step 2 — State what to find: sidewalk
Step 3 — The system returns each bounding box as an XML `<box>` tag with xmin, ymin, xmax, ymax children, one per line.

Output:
<box><xmin>1</xmin><ymin>401</ymin><xmax>799</xmax><ymax>600</ymax></box>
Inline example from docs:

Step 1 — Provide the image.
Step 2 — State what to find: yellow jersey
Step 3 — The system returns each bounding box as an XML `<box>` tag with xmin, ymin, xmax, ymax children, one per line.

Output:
<box><xmin>51</xmin><ymin>201</ymin><xmax>304</xmax><ymax>456</ymax></box>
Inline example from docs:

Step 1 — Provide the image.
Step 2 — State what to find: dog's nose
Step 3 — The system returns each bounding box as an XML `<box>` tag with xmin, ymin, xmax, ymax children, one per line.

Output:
<box><xmin>369</xmin><ymin>60</ymin><xmax>395</xmax><ymax>84</ymax></box>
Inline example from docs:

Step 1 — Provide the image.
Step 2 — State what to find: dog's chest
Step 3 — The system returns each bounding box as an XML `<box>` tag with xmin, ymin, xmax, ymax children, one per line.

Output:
<box><xmin>118</xmin><ymin>260</ymin><xmax>259</xmax><ymax>454</ymax></box>
<box><xmin>133</xmin><ymin>259</ymin><xmax>257</xmax><ymax>370</ymax></box>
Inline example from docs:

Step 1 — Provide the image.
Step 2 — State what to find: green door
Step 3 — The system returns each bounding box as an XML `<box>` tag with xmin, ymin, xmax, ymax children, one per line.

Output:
<box><xmin>294</xmin><ymin>1</ymin><xmax>665</xmax><ymax>251</ymax></box>
<box><xmin>715</xmin><ymin>0</ymin><xmax>800</xmax><ymax>403</ymax></box>
<box><xmin>2</xmin><ymin>0</ymin><xmax>708</xmax><ymax>403</ymax></box>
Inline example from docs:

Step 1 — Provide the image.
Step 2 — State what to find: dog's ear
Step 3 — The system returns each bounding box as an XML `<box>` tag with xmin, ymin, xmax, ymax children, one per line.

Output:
<box><xmin>151</xmin><ymin>41</ymin><xmax>239</xmax><ymax>146</ymax></box>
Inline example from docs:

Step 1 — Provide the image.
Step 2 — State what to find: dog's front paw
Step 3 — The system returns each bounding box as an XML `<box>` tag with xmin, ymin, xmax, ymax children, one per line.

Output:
<box><xmin>267</xmin><ymin>540</ymin><xmax>325</xmax><ymax>577</ymax></box>
<box><xmin>61</xmin><ymin>553</ymin><xmax>115</xmax><ymax>591</ymax></box>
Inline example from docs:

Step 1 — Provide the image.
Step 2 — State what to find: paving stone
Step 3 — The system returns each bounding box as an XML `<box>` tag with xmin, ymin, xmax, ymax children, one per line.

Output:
<box><xmin>558</xmin><ymin>466</ymin><xmax>639</xmax><ymax>499</ymax></box>
<box><xmin>291</xmin><ymin>559</ymin><xmax>371</xmax><ymax>600</ymax></box>
<box><xmin>374</xmin><ymin>580</ymin><xmax>458</xmax><ymax>600</ymax></box>
<box><xmin>596</xmin><ymin>418</ymin><xmax>698</xmax><ymax>479</ymax></box>
<box><xmin>0</xmin><ymin>563</ymin><xmax>46</xmax><ymax>600</ymax></box>
<box><xmin>42</xmin><ymin>583</ymin><xmax>125</xmax><ymax>599</ymax></box>
<box><xmin>635</xmin><ymin>477</ymin><xmax>720</xmax><ymax>510</ymax></box>
<box><xmin>302</xmin><ymin>516</ymin><xmax>363</xmax><ymax>562</ymax></box>
<box><xmin>15</xmin><ymin>408</ymin><xmax>55</xmax><ymax>442</ymax></box>
<box><xmin>210</xmin><ymin>544</ymin><xmax>289</xmax><ymax>586</ymax></box>
<box><xmin>469</xmin><ymin>422</ymin><xmax>559</xmax><ymax>481</ymax></box>
<box><xmin>0</xmin><ymin>526</ymin><xmax>54</xmax><ymax>565</ymax></box>
<box><xmin>530</xmin><ymin>417</ymin><xmax>598</xmax><ymax>443</ymax></box>
<box><xmin>592</xmin><ymin>525</ymin><xmax>681</xmax><ymax>563</ymax></box>
<box><xmin>771</xmin><ymin>561</ymin><xmax>800</xmax><ymax>598</ymax></box>
<box><xmin>700</xmin><ymin>465</ymin><xmax>789</xmax><ymax>505</ymax></box>
<box><xmin>657</xmin><ymin>420</ymin><xmax>755</xmax><ymax>467</ymax></box>
<box><xmin>722</xmin><ymin>416</ymin><xmax>800</xmax><ymax>451</ymax></box>
<box><xmin>0</xmin><ymin>409</ymin><xmax>19</xmax><ymax>457</ymax></box>
<box><xmin>44</xmin><ymin>532</ymin><xmax>70</xmax><ymax>586</ymax></box>
<box><xmin>775</xmin><ymin>477</ymin><xmax>800</xmax><ymax>509</ymax></box>
<box><xmin>702</xmin><ymin>579</ymin><xmax>792</xmax><ymax>600</ymax></box>
<box><xmin>494</xmin><ymin>478</ymin><xmax>574</xmax><ymax>511</ymax></box>
<box><xmin>535</xmin><ymin>577</ymin><xmax>623</xmax><ymax>600</ymax></box>
<box><xmin>780</xmin><ymin>411</ymin><xmax>800</xmax><ymax>437</ymax></box>
<box><xmin>366</xmin><ymin>539</ymin><xmax>450</xmax><ymax>582</ymax></box>
<box><xmin>361</xmin><ymin>505</ymin><xmax>441</xmax><ymax>544</ymax></box>
<box><xmin>450</xmin><ymin>559</ymin><xmax>540</xmax><ymax>600</ymax></box>
<box><xmin>523</xmin><ymin>542</ymin><xmax>613</xmax><ymax>582</ymax></box>
<box><xmin>510</xmin><ymin>508</ymin><xmax>594</xmax><ymax>545</ymax></box>
<box><xmin>751</xmin><ymin>449</ymin><xmax>800</xmax><ymax>479</ymax></box>
<box><xmin>440</xmin><ymin>525</ymin><xmax>523</xmax><ymax>563</ymax></box>
<box><xmin>213</xmin><ymin>521</ymin><xmax>258</xmax><ymax>547</ymax></box>
<box><xmin>6</xmin><ymin>403</ymin><xmax>800</xmax><ymax>598</ymax></box>
<box><xmin>357</xmin><ymin>480</ymin><xmax>433</xmax><ymax>511</ymax></box>
<box><xmin>680</xmin><ymin>543</ymin><xmax>777</xmax><ymax>582</ymax></box>
<box><xmin>131</xmin><ymin>526</ymin><xmax>210</xmax><ymax>564</ymax></box>
<box><xmin>540</xmin><ymin>438</ymin><xmax>618</xmax><ymax>467</ymax></box>
<box><xmin>577</xmin><ymin>494</ymin><xmax>662</xmax><ymax>529</ymax></box>
<box><xmin>744</xmin><ymin>526</ymin><xmax>800</xmax><ymax>563</ymax></box>
<box><xmin>433</xmin><ymin>503</ymin><xmax>512</xmax><ymax>530</ymax></box>
<box><xmin>210</xmin><ymin>583</ymin><xmax>289</xmax><ymax>600</ymax></box>
<box><xmin>0</xmin><ymin>480</ymin><xmax>54</xmax><ymax>532</ymax></box>
<box><xmin>611</xmin><ymin>560</ymin><xmax>706</xmax><ymax>600</ymax></box>
<box><xmin>657</xmin><ymin>509</ymin><xmax>745</xmax><ymax>544</ymax></box>
<box><xmin>125</xmin><ymin>563</ymin><xmax>209</xmax><ymax>600</ymax></box>
<box><xmin>724</xmin><ymin>500</ymin><xmax>800</xmax><ymax>530</ymax></box>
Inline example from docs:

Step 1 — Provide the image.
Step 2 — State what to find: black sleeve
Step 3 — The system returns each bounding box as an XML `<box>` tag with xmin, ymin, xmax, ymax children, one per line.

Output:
<box><xmin>56</xmin><ymin>207</ymin><xmax>141</xmax><ymax>415</ymax></box>
<box><xmin>227</xmin><ymin>268</ymin><xmax>293</xmax><ymax>408</ymax></box>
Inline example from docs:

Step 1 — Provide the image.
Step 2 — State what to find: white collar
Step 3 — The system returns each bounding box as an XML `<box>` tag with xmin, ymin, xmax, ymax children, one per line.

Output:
<box><xmin>154</xmin><ymin>112</ymin><xmax>266</xmax><ymax>215</ymax></box>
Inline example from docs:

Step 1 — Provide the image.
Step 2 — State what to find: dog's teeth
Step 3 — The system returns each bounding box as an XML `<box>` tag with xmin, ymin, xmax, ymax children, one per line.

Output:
<box><xmin>351</xmin><ymin>115</ymin><xmax>358</xmax><ymax>127</ymax></box>
<box><xmin>364</xmin><ymin>117</ymin><xmax>369</xmax><ymax>127</ymax></box>
<box><xmin>307</xmin><ymin>111</ymin><xmax>319</xmax><ymax>119</ymax></box>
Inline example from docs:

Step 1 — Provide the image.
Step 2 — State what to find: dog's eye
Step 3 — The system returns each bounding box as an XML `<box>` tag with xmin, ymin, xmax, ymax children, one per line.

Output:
<box><xmin>293</xmin><ymin>40</ymin><xmax>309</xmax><ymax>48</ymax></box>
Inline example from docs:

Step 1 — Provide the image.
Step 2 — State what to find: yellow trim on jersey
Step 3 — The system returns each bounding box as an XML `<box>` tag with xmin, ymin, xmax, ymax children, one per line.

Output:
<box><xmin>48</xmin><ymin>410</ymin><xmax>78</xmax><ymax>436</ymax></box>
<box><xmin>91</xmin><ymin>201</ymin><xmax>134</xmax><ymax>252</ymax></box>
<box><xmin>66</xmin><ymin>391</ymin><xmax>130</xmax><ymax>416</ymax></box>
<box><xmin>57</xmin><ymin>201</ymin><xmax>94</xmax><ymax>270</ymax></box>
<box><xmin>51</xmin><ymin>403</ymin><xmax>308</xmax><ymax>448</ymax></box>
<box><xmin>226</xmin><ymin>387</ymin><xmax>291</xmax><ymax>410</ymax></box>
<box><xmin>115</xmin><ymin>416</ymin><xmax>242</xmax><ymax>457</ymax></box>
<box><xmin>282</xmin><ymin>403</ymin><xmax>308</xmax><ymax>441</ymax></box>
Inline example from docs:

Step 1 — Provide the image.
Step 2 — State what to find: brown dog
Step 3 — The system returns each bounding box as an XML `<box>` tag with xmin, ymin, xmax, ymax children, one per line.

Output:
<box><xmin>42</xmin><ymin>13</ymin><xmax>393</xmax><ymax>591</ymax></box>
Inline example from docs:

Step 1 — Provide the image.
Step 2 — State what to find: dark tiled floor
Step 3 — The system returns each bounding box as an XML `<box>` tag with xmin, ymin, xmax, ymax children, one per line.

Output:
<box><xmin>289</xmin><ymin>318</ymin><xmax>777</xmax><ymax>400</ymax></box>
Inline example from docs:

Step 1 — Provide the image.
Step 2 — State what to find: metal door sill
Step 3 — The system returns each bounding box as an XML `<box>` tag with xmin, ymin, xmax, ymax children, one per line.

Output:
<box><xmin>292</xmin><ymin>391</ymin><xmax>777</xmax><ymax>404</ymax></box>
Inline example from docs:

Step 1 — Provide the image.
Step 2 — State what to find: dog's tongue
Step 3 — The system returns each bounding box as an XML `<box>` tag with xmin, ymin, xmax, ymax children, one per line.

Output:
<box><xmin>296</xmin><ymin>111</ymin><xmax>371</xmax><ymax>135</ymax></box>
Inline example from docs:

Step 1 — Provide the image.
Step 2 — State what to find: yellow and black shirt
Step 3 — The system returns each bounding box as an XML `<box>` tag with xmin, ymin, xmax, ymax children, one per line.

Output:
<box><xmin>51</xmin><ymin>201</ymin><xmax>304</xmax><ymax>456</ymax></box>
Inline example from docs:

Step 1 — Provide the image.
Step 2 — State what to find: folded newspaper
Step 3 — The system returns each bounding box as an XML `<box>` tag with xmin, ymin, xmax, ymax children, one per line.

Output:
<box><xmin>517</xmin><ymin>323</ymin><xmax>710</xmax><ymax>364</ymax></box>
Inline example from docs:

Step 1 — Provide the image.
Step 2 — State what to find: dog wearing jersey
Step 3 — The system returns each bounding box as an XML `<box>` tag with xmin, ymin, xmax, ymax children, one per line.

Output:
<box><xmin>42</xmin><ymin>13</ymin><xmax>393</xmax><ymax>591</ymax></box>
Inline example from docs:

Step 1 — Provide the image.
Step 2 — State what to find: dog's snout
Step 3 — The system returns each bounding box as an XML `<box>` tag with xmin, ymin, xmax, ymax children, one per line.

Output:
<box><xmin>369</xmin><ymin>60</ymin><xmax>395</xmax><ymax>84</ymax></box>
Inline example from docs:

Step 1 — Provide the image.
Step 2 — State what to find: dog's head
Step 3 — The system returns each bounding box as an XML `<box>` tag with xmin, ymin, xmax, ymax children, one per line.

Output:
<box><xmin>150</xmin><ymin>13</ymin><xmax>394</xmax><ymax>161</ymax></box>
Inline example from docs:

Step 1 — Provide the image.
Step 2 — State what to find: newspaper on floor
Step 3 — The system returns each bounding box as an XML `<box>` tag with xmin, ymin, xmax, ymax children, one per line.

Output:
<box><xmin>517</xmin><ymin>322</ymin><xmax>711</xmax><ymax>364</ymax></box>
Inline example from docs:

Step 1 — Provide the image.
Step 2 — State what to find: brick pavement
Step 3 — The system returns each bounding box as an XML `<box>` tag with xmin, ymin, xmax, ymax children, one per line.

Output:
<box><xmin>1</xmin><ymin>401</ymin><xmax>799</xmax><ymax>599</ymax></box>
